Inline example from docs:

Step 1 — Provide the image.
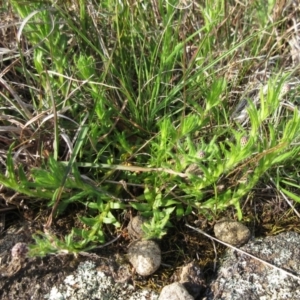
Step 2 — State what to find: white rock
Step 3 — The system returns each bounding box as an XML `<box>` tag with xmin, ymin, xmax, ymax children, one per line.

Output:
<box><xmin>214</xmin><ymin>219</ymin><xmax>250</xmax><ymax>246</ymax></box>
<box><xmin>47</xmin><ymin>261</ymin><xmax>159</xmax><ymax>300</ymax></box>
<box><xmin>127</xmin><ymin>240</ymin><xmax>161</xmax><ymax>276</ymax></box>
<box><xmin>158</xmin><ymin>282</ymin><xmax>194</xmax><ymax>300</ymax></box>
<box><xmin>206</xmin><ymin>232</ymin><xmax>300</xmax><ymax>300</ymax></box>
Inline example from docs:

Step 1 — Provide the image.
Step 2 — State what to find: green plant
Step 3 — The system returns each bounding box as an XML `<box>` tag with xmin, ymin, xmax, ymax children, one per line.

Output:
<box><xmin>2</xmin><ymin>0</ymin><xmax>299</xmax><ymax>257</ymax></box>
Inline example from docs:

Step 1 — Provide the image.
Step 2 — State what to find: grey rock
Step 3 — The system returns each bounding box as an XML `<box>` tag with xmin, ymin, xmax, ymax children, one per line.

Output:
<box><xmin>158</xmin><ymin>282</ymin><xmax>194</xmax><ymax>300</ymax></box>
<box><xmin>214</xmin><ymin>219</ymin><xmax>251</xmax><ymax>246</ymax></box>
<box><xmin>46</xmin><ymin>261</ymin><xmax>158</xmax><ymax>300</ymax></box>
<box><xmin>127</xmin><ymin>215</ymin><xmax>147</xmax><ymax>240</ymax></box>
<box><xmin>127</xmin><ymin>240</ymin><xmax>161</xmax><ymax>276</ymax></box>
<box><xmin>11</xmin><ymin>242</ymin><xmax>28</xmax><ymax>260</ymax></box>
<box><xmin>206</xmin><ymin>231</ymin><xmax>300</xmax><ymax>300</ymax></box>
<box><xmin>176</xmin><ymin>261</ymin><xmax>205</xmax><ymax>298</ymax></box>
<box><xmin>0</xmin><ymin>224</ymin><xmax>31</xmax><ymax>277</ymax></box>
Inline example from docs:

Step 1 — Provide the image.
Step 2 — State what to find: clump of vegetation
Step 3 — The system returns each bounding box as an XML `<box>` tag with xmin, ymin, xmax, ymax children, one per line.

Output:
<box><xmin>1</xmin><ymin>0</ymin><xmax>300</xmax><ymax>256</ymax></box>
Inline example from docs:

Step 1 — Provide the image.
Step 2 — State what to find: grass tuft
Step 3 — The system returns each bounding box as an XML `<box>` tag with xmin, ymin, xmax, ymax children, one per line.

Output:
<box><xmin>0</xmin><ymin>0</ymin><xmax>299</xmax><ymax>256</ymax></box>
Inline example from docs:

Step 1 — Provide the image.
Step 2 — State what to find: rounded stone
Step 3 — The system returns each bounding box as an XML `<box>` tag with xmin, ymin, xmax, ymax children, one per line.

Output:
<box><xmin>158</xmin><ymin>282</ymin><xmax>194</xmax><ymax>300</ymax></box>
<box><xmin>11</xmin><ymin>242</ymin><xmax>28</xmax><ymax>260</ymax></box>
<box><xmin>214</xmin><ymin>219</ymin><xmax>250</xmax><ymax>246</ymax></box>
<box><xmin>127</xmin><ymin>215</ymin><xmax>146</xmax><ymax>240</ymax></box>
<box><xmin>127</xmin><ymin>240</ymin><xmax>161</xmax><ymax>276</ymax></box>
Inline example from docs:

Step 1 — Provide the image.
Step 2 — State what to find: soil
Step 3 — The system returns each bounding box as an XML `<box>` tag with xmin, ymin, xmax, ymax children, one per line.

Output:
<box><xmin>0</xmin><ymin>208</ymin><xmax>214</xmax><ymax>299</ymax></box>
<box><xmin>1</xmin><ymin>195</ymin><xmax>299</xmax><ymax>300</ymax></box>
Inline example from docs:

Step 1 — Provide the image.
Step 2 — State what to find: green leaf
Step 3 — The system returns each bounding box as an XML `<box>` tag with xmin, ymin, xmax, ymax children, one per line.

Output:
<box><xmin>130</xmin><ymin>202</ymin><xmax>151</xmax><ymax>212</ymax></box>
<box><xmin>280</xmin><ymin>187</ymin><xmax>300</xmax><ymax>203</ymax></box>
<box><xmin>80</xmin><ymin>216</ymin><xmax>97</xmax><ymax>227</ymax></box>
<box><xmin>76</xmin><ymin>55</ymin><xmax>96</xmax><ymax>80</ymax></box>
<box><xmin>6</xmin><ymin>146</ymin><xmax>16</xmax><ymax>183</ymax></box>
<box><xmin>176</xmin><ymin>205</ymin><xmax>184</xmax><ymax>218</ymax></box>
<box><xmin>205</xmin><ymin>78</ymin><xmax>226</xmax><ymax>111</ymax></box>
<box><xmin>144</xmin><ymin>186</ymin><xmax>155</xmax><ymax>202</ymax></box>
<box><xmin>109</xmin><ymin>202</ymin><xmax>126</xmax><ymax>209</ymax></box>
<box><xmin>153</xmin><ymin>193</ymin><xmax>163</xmax><ymax>209</ymax></box>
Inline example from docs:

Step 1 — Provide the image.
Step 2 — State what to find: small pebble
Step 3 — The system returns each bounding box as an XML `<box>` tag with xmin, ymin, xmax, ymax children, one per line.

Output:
<box><xmin>214</xmin><ymin>219</ymin><xmax>250</xmax><ymax>246</ymax></box>
<box><xmin>158</xmin><ymin>282</ymin><xmax>194</xmax><ymax>300</ymax></box>
<box><xmin>11</xmin><ymin>242</ymin><xmax>28</xmax><ymax>260</ymax></box>
<box><xmin>178</xmin><ymin>262</ymin><xmax>204</xmax><ymax>298</ymax></box>
<box><xmin>127</xmin><ymin>240</ymin><xmax>161</xmax><ymax>276</ymax></box>
<box><xmin>127</xmin><ymin>215</ymin><xmax>146</xmax><ymax>240</ymax></box>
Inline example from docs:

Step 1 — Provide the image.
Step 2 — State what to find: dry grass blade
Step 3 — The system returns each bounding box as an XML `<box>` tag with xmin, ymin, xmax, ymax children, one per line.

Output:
<box><xmin>0</xmin><ymin>77</ymin><xmax>32</xmax><ymax>119</ymax></box>
<box><xmin>73</xmin><ymin>162</ymin><xmax>189</xmax><ymax>178</ymax></box>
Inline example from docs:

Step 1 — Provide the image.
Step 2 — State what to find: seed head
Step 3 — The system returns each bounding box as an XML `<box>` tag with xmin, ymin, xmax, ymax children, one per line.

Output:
<box><xmin>240</xmin><ymin>136</ymin><xmax>248</xmax><ymax>147</ymax></box>
<box><xmin>280</xmin><ymin>83</ymin><xmax>291</xmax><ymax>98</ymax></box>
<box><xmin>196</xmin><ymin>150</ymin><xmax>205</xmax><ymax>158</ymax></box>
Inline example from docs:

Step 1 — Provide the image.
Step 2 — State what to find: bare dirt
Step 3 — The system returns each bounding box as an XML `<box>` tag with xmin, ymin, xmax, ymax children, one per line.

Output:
<box><xmin>1</xmin><ymin>196</ymin><xmax>299</xmax><ymax>300</ymax></box>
